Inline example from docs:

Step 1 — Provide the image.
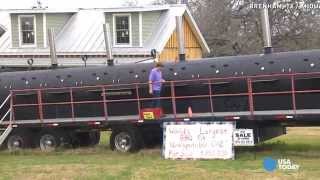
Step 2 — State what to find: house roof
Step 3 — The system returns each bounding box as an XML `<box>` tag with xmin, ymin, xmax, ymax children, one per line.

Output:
<box><xmin>3</xmin><ymin>5</ymin><xmax>172</xmax><ymax>13</ymax></box>
<box><xmin>7</xmin><ymin>8</ymin><xmax>78</xmax><ymax>14</ymax></box>
<box><xmin>0</xmin><ymin>11</ymin><xmax>11</xmax><ymax>52</ymax></box>
<box><xmin>0</xmin><ymin>5</ymin><xmax>210</xmax><ymax>57</ymax></box>
<box><xmin>98</xmin><ymin>6</ymin><xmax>172</xmax><ymax>12</ymax></box>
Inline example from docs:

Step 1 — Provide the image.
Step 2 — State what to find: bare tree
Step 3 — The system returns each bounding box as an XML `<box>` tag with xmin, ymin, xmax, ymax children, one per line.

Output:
<box><xmin>192</xmin><ymin>0</ymin><xmax>320</xmax><ymax>56</ymax></box>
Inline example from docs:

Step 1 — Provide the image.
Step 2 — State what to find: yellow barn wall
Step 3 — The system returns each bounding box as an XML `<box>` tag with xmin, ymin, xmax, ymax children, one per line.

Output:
<box><xmin>159</xmin><ymin>16</ymin><xmax>203</xmax><ymax>62</ymax></box>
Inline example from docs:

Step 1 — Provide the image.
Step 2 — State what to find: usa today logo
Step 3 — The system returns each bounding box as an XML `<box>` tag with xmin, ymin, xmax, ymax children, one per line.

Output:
<box><xmin>263</xmin><ymin>157</ymin><xmax>300</xmax><ymax>172</ymax></box>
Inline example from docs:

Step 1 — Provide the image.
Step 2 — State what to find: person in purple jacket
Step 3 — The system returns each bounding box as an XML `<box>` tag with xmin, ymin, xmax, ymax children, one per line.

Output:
<box><xmin>148</xmin><ymin>62</ymin><xmax>165</xmax><ymax>108</ymax></box>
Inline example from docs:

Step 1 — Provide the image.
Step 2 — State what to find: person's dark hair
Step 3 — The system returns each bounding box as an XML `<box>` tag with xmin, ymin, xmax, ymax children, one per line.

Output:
<box><xmin>155</xmin><ymin>62</ymin><xmax>164</xmax><ymax>67</ymax></box>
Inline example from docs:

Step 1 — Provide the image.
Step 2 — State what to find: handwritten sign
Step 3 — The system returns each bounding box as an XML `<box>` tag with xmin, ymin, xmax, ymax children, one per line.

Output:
<box><xmin>163</xmin><ymin>122</ymin><xmax>235</xmax><ymax>160</ymax></box>
<box><xmin>143</xmin><ymin>112</ymin><xmax>155</xmax><ymax>120</ymax></box>
<box><xmin>233</xmin><ymin>129</ymin><xmax>254</xmax><ymax>146</ymax></box>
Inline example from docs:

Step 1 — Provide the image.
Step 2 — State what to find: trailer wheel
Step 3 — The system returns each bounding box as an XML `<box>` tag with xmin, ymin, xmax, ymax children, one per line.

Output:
<box><xmin>39</xmin><ymin>131</ymin><xmax>61</xmax><ymax>152</ymax></box>
<box><xmin>7</xmin><ymin>134</ymin><xmax>28</xmax><ymax>151</ymax></box>
<box><xmin>110</xmin><ymin>127</ymin><xmax>141</xmax><ymax>153</ymax></box>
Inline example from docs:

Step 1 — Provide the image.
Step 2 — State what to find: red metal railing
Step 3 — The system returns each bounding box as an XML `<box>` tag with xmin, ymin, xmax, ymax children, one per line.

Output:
<box><xmin>6</xmin><ymin>71</ymin><xmax>320</xmax><ymax>123</ymax></box>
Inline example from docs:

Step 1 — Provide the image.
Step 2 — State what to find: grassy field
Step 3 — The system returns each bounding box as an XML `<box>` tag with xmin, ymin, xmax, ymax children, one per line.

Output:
<box><xmin>0</xmin><ymin>127</ymin><xmax>320</xmax><ymax>180</ymax></box>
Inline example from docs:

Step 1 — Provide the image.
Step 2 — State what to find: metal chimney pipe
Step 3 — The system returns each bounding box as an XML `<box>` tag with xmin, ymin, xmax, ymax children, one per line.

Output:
<box><xmin>177</xmin><ymin>0</ymin><xmax>188</xmax><ymax>4</ymax></box>
<box><xmin>103</xmin><ymin>23</ymin><xmax>114</xmax><ymax>66</ymax></box>
<box><xmin>176</xmin><ymin>16</ymin><xmax>186</xmax><ymax>61</ymax></box>
<box><xmin>260</xmin><ymin>8</ymin><xmax>272</xmax><ymax>54</ymax></box>
<box><xmin>48</xmin><ymin>28</ymin><xmax>58</xmax><ymax>68</ymax></box>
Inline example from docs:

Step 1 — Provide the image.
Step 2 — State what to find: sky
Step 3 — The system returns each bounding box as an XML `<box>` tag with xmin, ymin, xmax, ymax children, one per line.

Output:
<box><xmin>1</xmin><ymin>0</ymin><xmax>156</xmax><ymax>9</ymax></box>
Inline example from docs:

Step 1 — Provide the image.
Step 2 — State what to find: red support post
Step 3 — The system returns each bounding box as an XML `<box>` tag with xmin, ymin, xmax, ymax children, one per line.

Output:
<box><xmin>9</xmin><ymin>91</ymin><xmax>14</xmax><ymax>125</ymax></box>
<box><xmin>291</xmin><ymin>75</ymin><xmax>297</xmax><ymax>115</ymax></box>
<box><xmin>135</xmin><ymin>84</ymin><xmax>141</xmax><ymax>117</ymax></box>
<box><xmin>37</xmin><ymin>90</ymin><xmax>44</xmax><ymax>123</ymax></box>
<box><xmin>70</xmin><ymin>88</ymin><xmax>75</xmax><ymax>121</ymax></box>
<box><xmin>247</xmin><ymin>78</ymin><xmax>254</xmax><ymax>118</ymax></box>
<box><xmin>101</xmin><ymin>87</ymin><xmax>108</xmax><ymax>121</ymax></box>
<box><xmin>208</xmin><ymin>80</ymin><xmax>214</xmax><ymax>113</ymax></box>
<box><xmin>170</xmin><ymin>81</ymin><xmax>177</xmax><ymax>119</ymax></box>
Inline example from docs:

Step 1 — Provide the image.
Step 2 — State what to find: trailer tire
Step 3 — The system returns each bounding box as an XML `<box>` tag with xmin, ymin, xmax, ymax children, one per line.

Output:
<box><xmin>38</xmin><ymin>130</ymin><xmax>62</xmax><ymax>152</ymax></box>
<box><xmin>110</xmin><ymin>127</ymin><xmax>142</xmax><ymax>153</ymax></box>
<box><xmin>7</xmin><ymin>131</ymin><xmax>32</xmax><ymax>151</ymax></box>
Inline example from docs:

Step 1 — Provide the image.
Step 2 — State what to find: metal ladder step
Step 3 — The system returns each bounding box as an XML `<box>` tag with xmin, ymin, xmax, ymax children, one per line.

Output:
<box><xmin>0</xmin><ymin>125</ymin><xmax>13</xmax><ymax>146</ymax></box>
<box><xmin>0</xmin><ymin>94</ymin><xmax>12</xmax><ymax>147</ymax></box>
<box><xmin>0</xmin><ymin>109</ymin><xmax>11</xmax><ymax>124</ymax></box>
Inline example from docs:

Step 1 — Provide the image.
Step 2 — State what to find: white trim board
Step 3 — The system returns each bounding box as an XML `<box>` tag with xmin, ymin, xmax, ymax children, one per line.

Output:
<box><xmin>139</xmin><ymin>12</ymin><xmax>143</xmax><ymax>47</ymax></box>
<box><xmin>43</xmin><ymin>13</ymin><xmax>47</xmax><ymax>48</ymax></box>
<box><xmin>8</xmin><ymin>14</ymin><xmax>12</xmax><ymax>48</ymax></box>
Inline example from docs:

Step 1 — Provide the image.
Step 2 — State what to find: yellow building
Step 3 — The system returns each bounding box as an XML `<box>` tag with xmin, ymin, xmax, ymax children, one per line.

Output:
<box><xmin>159</xmin><ymin>16</ymin><xmax>208</xmax><ymax>62</ymax></box>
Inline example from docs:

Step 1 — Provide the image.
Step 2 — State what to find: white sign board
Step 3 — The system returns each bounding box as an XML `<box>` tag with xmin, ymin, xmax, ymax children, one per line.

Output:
<box><xmin>163</xmin><ymin>122</ymin><xmax>235</xmax><ymax>160</ymax></box>
<box><xmin>233</xmin><ymin>129</ymin><xmax>254</xmax><ymax>146</ymax></box>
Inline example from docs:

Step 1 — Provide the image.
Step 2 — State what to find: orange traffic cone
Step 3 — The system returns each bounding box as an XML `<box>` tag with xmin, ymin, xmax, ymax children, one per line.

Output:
<box><xmin>188</xmin><ymin>106</ymin><xmax>193</xmax><ymax>118</ymax></box>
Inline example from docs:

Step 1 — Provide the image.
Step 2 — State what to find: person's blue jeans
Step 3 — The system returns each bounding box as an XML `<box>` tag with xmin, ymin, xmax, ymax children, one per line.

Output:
<box><xmin>153</xmin><ymin>90</ymin><xmax>161</xmax><ymax>108</ymax></box>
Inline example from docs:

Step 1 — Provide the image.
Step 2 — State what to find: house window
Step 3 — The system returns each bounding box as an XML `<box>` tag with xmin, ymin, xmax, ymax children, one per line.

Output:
<box><xmin>114</xmin><ymin>14</ymin><xmax>131</xmax><ymax>46</ymax></box>
<box><xmin>19</xmin><ymin>15</ymin><xmax>36</xmax><ymax>46</ymax></box>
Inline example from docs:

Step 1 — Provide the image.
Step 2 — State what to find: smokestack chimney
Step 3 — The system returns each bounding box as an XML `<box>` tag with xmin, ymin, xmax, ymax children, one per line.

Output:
<box><xmin>176</xmin><ymin>16</ymin><xmax>186</xmax><ymax>62</ymax></box>
<box><xmin>103</xmin><ymin>23</ymin><xmax>114</xmax><ymax>66</ymax></box>
<box><xmin>48</xmin><ymin>28</ymin><xmax>58</xmax><ymax>68</ymax></box>
<box><xmin>261</xmin><ymin>8</ymin><xmax>272</xmax><ymax>54</ymax></box>
<box><xmin>177</xmin><ymin>0</ymin><xmax>188</xmax><ymax>4</ymax></box>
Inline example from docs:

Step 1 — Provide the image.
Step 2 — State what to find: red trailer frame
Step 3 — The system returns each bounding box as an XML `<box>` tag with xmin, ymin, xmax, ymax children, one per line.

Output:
<box><xmin>1</xmin><ymin>71</ymin><xmax>320</xmax><ymax>151</ymax></box>
<box><xmin>1</xmin><ymin>71</ymin><xmax>320</xmax><ymax>126</ymax></box>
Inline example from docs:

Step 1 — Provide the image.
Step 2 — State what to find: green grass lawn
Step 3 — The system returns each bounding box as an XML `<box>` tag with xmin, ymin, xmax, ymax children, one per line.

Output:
<box><xmin>0</xmin><ymin>127</ymin><xmax>320</xmax><ymax>180</ymax></box>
